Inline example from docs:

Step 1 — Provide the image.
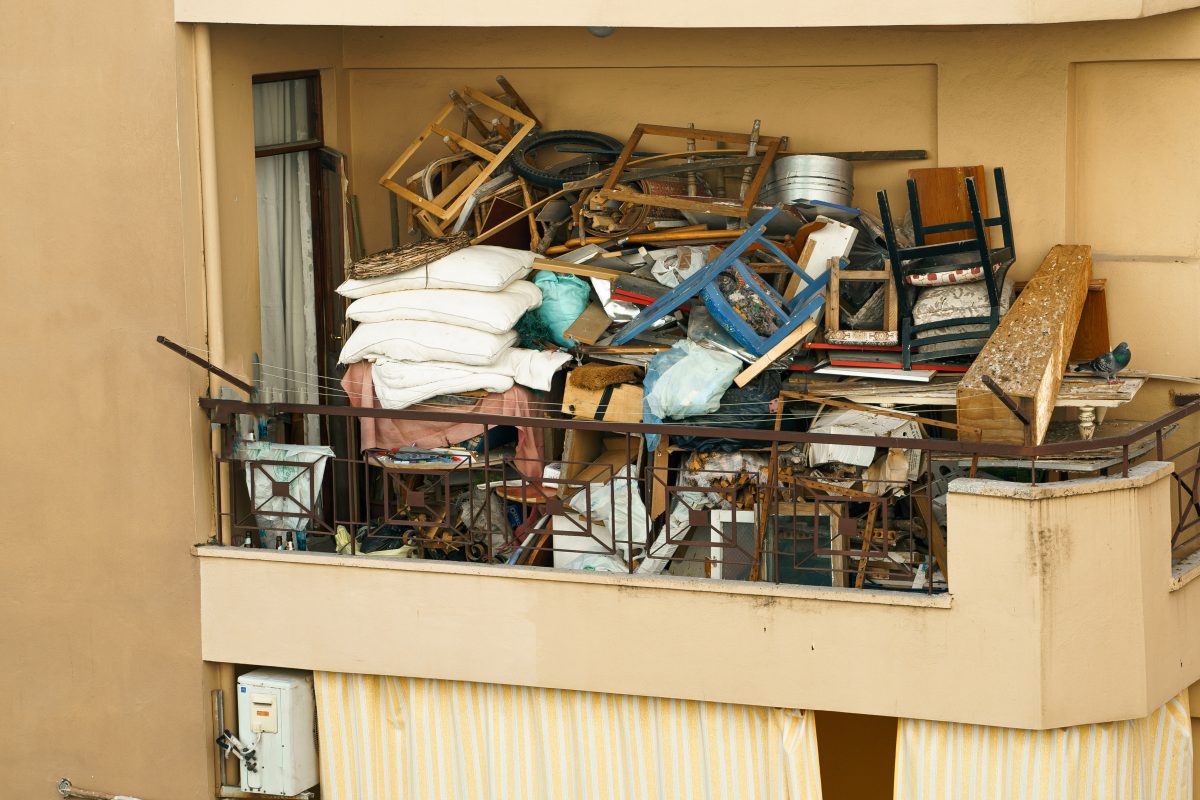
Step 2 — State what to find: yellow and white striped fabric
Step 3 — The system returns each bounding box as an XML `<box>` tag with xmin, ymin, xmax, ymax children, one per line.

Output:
<box><xmin>314</xmin><ymin>671</ymin><xmax>823</xmax><ymax>800</ymax></box>
<box><xmin>895</xmin><ymin>692</ymin><xmax>1192</xmax><ymax>799</ymax></box>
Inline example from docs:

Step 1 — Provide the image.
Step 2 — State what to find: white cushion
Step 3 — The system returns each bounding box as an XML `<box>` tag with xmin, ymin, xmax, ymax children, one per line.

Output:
<box><xmin>345</xmin><ymin>281</ymin><xmax>541</xmax><ymax>334</ymax></box>
<box><xmin>336</xmin><ymin>245</ymin><xmax>534</xmax><ymax>298</ymax></box>
<box><xmin>904</xmin><ymin>261</ymin><xmax>1003</xmax><ymax>287</ymax></box>
<box><xmin>339</xmin><ymin>320</ymin><xmax>518</xmax><ymax>366</ymax></box>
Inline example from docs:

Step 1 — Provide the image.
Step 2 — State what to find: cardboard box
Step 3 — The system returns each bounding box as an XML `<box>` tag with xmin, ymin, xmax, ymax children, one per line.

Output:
<box><xmin>561</xmin><ymin>382</ymin><xmax>643</xmax><ymax>424</ymax></box>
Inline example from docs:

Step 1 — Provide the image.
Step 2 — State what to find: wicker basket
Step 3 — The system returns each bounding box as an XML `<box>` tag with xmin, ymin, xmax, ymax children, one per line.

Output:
<box><xmin>349</xmin><ymin>233</ymin><xmax>471</xmax><ymax>280</ymax></box>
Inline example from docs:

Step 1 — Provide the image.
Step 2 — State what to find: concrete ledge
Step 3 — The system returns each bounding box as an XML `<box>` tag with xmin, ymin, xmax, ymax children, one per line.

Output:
<box><xmin>950</xmin><ymin>461</ymin><xmax>1172</xmax><ymax>500</ymax></box>
<box><xmin>1171</xmin><ymin>549</ymin><xmax>1200</xmax><ymax>591</ymax></box>
<box><xmin>193</xmin><ymin>545</ymin><xmax>952</xmax><ymax>608</ymax></box>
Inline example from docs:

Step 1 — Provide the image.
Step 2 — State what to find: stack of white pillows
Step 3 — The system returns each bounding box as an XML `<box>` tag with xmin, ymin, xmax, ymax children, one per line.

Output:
<box><xmin>337</xmin><ymin>245</ymin><xmax>571</xmax><ymax>409</ymax></box>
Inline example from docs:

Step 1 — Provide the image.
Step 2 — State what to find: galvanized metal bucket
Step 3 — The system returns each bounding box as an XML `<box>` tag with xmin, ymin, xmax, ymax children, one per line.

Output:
<box><xmin>759</xmin><ymin>155</ymin><xmax>853</xmax><ymax>206</ymax></box>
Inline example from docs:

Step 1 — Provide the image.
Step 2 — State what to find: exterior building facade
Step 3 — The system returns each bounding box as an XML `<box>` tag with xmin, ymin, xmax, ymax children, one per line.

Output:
<box><xmin>6</xmin><ymin>1</ymin><xmax>1200</xmax><ymax>797</ymax></box>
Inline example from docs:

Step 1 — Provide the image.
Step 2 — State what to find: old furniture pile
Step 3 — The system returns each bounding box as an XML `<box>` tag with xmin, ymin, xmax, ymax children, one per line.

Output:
<box><xmin>325</xmin><ymin>78</ymin><xmax>1150</xmax><ymax>590</ymax></box>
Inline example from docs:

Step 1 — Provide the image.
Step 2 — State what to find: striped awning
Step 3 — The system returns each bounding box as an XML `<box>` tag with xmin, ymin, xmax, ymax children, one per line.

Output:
<box><xmin>895</xmin><ymin>692</ymin><xmax>1192</xmax><ymax>799</ymax></box>
<box><xmin>314</xmin><ymin>672</ymin><xmax>823</xmax><ymax>800</ymax></box>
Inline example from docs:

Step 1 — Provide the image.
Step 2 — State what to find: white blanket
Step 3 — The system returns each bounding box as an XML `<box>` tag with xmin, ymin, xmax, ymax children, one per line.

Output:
<box><xmin>345</xmin><ymin>281</ymin><xmax>541</xmax><ymax>335</ymax></box>
<box><xmin>372</xmin><ymin>348</ymin><xmax>572</xmax><ymax>402</ymax></box>
<box><xmin>371</xmin><ymin>364</ymin><xmax>516</xmax><ymax>410</ymax></box>
<box><xmin>339</xmin><ymin>320</ymin><xmax>519</xmax><ymax>366</ymax></box>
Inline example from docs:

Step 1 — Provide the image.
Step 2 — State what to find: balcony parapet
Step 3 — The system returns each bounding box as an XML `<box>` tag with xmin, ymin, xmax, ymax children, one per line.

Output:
<box><xmin>198</xmin><ymin>460</ymin><xmax>1200</xmax><ymax>729</ymax></box>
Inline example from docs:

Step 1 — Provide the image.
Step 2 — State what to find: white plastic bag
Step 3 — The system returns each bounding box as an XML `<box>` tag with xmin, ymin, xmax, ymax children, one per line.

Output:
<box><xmin>240</xmin><ymin>441</ymin><xmax>334</xmax><ymax>534</ymax></box>
<box><xmin>648</xmin><ymin>246</ymin><xmax>707</xmax><ymax>288</ymax></box>
<box><xmin>566</xmin><ymin>465</ymin><xmax>651</xmax><ymax>559</ymax></box>
<box><xmin>645</xmin><ymin>340</ymin><xmax>741</xmax><ymax>421</ymax></box>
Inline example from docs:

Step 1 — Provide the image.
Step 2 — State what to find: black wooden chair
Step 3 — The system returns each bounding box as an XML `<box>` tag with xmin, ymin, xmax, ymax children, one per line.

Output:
<box><xmin>876</xmin><ymin>167</ymin><xmax>1015</xmax><ymax>369</ymax></box>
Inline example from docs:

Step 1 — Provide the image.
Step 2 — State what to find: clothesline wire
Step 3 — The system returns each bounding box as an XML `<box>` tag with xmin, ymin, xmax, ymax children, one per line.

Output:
<box><xmin>174</xmin><ymin>340</ymin><xmax>941</xmax><ymax>420</ymax></box>
<box><xmin>167</xmin><ymin>340</ymin><xmax>944</xmax><ymax>421</ymax></box>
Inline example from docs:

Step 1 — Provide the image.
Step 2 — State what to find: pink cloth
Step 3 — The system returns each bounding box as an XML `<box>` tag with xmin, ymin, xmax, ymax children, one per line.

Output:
<box><xmin>341</xmin><ymin>362</ymin><xmax>545</xmax><ymax>476</ymax></box>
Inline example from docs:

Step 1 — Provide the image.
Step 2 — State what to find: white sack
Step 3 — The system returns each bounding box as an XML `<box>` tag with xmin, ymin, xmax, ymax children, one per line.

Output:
<box><xmin>337</xmin><ymin>245</ymin><xmax>534</xmax><ymax>298</ymax></box>
<box><xmin>345</xmin><ymin>281</ymin><xmax>542</xmax><ymax>334</ymax></box>
<box><xmin>339</xmin><ymin>320</ymin><xmax>518</xmax><ymax>366</ymax></box>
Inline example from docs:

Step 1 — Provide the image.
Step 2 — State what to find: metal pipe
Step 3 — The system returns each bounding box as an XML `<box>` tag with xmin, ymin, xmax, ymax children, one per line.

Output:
<box><xmin>738</xmin><ymin>119</ymin><xmax>761</xmax><ymax>201</ymax></box>
<box><xmin>194</xmin><ymin>23</ymin><xmax>226</xmax><ymax>389</ymax></box>
<box><xmin>57</xmin><ymin>778</ymin><xmax>144</xmax><ymax>800</ymax></box>
<box><xmin>158</xmin><ymin>336</ymin><xmax>253</xmax><ymax>394</ymax></box>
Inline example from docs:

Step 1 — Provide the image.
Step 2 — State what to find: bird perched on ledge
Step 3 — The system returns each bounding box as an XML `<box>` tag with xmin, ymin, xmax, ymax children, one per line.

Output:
<box><xmin>1073</xmin><ymin>341</ymin><xmax>1131</xmax><ymax>383</ymax></box>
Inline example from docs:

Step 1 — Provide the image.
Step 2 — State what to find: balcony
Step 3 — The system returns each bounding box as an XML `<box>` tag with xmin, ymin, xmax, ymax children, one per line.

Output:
<box><xmin>196</xmin><ymin>397</ymin><xmax>1200</xmax><ymax>729</ymax></box>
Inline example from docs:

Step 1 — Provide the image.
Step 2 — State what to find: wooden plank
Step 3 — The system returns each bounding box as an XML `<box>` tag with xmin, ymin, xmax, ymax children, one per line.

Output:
<box><xmin>429</xmin><ymin>162</ymin><xmax>482</xmax><ymax>207</ymax></box>
<box><xmin>597</xmin><ymin>186</ymin><xmax>753</xmax><ymax>218</ymax></box>
<box><xmin>908</xmin><ymin>166</ymin><xmax>989</xmax><ymax>246</ymax></box>
<box><xmin>1069</xmin><ymin>280</ymin><xmax>1110</xmax><ymax>361</ymax></box>
<box><xmin>429</xmin><ymin>124</ymin><xmax>493</xmax><ymax>161</ymax></box>
<box><xmin>733</xmin><ymin>319</ymin><xmax>817</xmax><ymax>388</ymax></box>
<box><xmin>563</xmin><ymin>302</ymin><xmax>612</xmax><ymax>345</ymax></box>
<box><xmin>532</xmin><ymin>257</ymin><xmax>626</xmax><ymax>282</ymax></box>
<box><xmin>957</xmin><ymin>245</ymin><xmax>1092</xmax><ymax>445</ymax></box>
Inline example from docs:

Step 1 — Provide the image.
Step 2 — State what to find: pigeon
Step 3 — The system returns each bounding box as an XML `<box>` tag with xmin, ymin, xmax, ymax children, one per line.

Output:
<box><xmin>1073</xmin><ymin>341</ymin><xmax>1131</xmax><ymax>383</ymax></box>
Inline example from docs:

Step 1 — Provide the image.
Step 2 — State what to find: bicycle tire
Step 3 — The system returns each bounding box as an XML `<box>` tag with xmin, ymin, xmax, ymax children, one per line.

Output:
<box><xmin>510</xmin><ymin>130</ymin><xmax>623</xmax><ymax>189</ymax></box>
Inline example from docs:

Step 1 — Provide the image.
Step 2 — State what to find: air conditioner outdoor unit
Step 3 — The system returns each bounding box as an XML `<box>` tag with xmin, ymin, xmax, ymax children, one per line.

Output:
<box><xmin>236</xmin><ymin>668</ymin><xmax>319</xmax><ymax>796</ymax></box>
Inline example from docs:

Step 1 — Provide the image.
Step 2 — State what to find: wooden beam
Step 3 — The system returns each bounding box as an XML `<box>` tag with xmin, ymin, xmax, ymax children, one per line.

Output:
<box><xmin>733</xmin><ymin>319</ymin><xmax>817</xmax><ymax>388</ymax></box>
<box><xmin>957</xmin><ymin>245</ymin><xmax>1092</xmax><ymax>445</ymax></box>
<box><xmin>532</xmin><ymin>257</ymin><xmax>627</xmax><ymax>282</ymax></box>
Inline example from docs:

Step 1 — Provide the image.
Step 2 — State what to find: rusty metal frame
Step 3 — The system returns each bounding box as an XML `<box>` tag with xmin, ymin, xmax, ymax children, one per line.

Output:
<box><xmin>201</xmin><ymin>395</ymin><xmax>1200</xmax><ymax>584</ymax></box>
<box><xmin>593</xmin><ymin>123</ymin><xmax>782</xmax><ymax>219</ymax></box>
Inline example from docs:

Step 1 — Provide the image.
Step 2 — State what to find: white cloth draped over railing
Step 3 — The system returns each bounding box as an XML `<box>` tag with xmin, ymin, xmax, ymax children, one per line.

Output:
<box><xmin>313</xmin><ymin>672</ymin><xmax>824</xmax><ymax>800</ymax></box>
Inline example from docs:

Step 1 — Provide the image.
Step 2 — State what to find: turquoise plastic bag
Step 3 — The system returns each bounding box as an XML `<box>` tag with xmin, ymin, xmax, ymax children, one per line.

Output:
<box><xmin>533</xmin><ymin>270</ymin><xmax>590</xmax><ymax>347</ymax></box>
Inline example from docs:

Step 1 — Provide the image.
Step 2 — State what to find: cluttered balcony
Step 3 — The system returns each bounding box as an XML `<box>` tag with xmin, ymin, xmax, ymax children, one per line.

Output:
<box><xmin>189</xmin><ymin>75</ymin><xmax>1200</xmax><ymax>725</ymax></box>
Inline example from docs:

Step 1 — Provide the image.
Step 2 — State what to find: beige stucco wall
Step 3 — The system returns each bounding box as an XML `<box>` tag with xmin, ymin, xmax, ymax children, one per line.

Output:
<box><xmin>6</xmin><ymin>6</ymin><xmax>1200</xmax><ymax>794</ymax></box>
<box><xmin>0</xmin><ymin>4</ymin><xmax>214</xmax><ymax>799</ymax></box>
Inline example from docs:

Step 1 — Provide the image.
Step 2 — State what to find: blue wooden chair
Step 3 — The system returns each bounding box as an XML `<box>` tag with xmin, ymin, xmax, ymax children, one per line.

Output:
<box><xmin>610</xmin><ymin>206</ymin><xmax>828</xmax><ymax>357</ymax></box>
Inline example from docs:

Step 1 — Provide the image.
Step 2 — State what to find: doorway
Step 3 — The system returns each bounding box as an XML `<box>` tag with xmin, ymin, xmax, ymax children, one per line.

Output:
<box><xmin>252</xmin><ymin>71</ymin><xmax>349</xmax><ymax>445</ymax></box>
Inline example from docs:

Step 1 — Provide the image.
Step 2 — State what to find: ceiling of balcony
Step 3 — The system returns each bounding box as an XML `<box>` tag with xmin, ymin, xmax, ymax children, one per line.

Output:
<box><xmin>175</xmin><ymin>0</ymin><xmax>1200</xmax><ymax>28</ymax></box>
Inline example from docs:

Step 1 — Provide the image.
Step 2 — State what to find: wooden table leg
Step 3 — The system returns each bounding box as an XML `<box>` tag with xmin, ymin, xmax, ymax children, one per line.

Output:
<box><xmin>1078</xmin><ymin>405</ymin><xmax>1097</xmax><ymax>440</ymax></box>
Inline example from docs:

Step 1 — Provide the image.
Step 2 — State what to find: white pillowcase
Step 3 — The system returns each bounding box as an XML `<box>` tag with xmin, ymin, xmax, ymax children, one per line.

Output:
<box><xmin>339</xmin><ymin>320</ymin><xmax>518</xmax><ymax>366</ymax></box>
<box><xmin>337</xmin><ymin>245</ymin><xmax>535</xmax><ymax>299</ymax></box>
<box><xmin>345</xmin><ymin>281</ymin><xmax>541</xmax><ymax>334</ymax></box>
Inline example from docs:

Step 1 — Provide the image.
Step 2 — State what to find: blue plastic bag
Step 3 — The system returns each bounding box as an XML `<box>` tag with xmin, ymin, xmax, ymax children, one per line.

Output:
<box><xmin>533</xmin><ymin>270</ymin><xmax>591</xmax><ymax>347</ymax></box>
